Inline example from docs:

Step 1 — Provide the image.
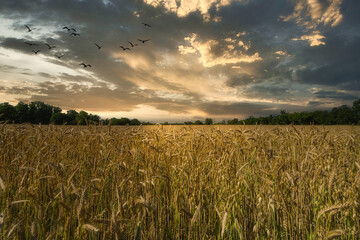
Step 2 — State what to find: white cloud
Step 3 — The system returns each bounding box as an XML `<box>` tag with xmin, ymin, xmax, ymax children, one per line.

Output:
<box><xmin>282</xmin><ymin>0</ymin><xmax>343</xmax><ymax>46</ymax></box>
<box><xmin>275</xmin><ymin>51</ymin><xmax>287</xmax><ymax>55</ymax></box>
<box><xmin>282</xmin><ymin>0</ymin><xmax>343</xmax><ymax>29</ymax></box>
<box><xmin>292</xmin><ymin>31</ymin><xmax>325</xmax><ymax>46</ymax></box>
<box><xmin>143</xmin><ymin>0</ymin><xmax>247</xmax><ymax>21</ymax></box>
<box><xmin>178</xmin><ymin>33</ymin><xmax>262</xmax><ymax>68</ymax></box>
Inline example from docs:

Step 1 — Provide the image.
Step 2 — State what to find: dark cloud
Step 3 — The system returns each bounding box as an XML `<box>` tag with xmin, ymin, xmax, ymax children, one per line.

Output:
<box><xmin>226</xmin><ymin>74</ymin><xmax>254</xmax><ymax>87</ymax></box>
<box><xmin>246</xmin><ymin>85</ymin><xmax>291</xmax><ymax>100</ymax></box>
<box><xmin>1</xmin><ymin>37</ymin><xmax>37</xmax><ymax>54</ymax></box>
<box><xmin>314</xmin><ymin>90</ymin><xmax>358</xmax><ymax>101</ymax></box>
<box><xmin>293</xmin><ymin>33</ymin><xmax>360</xmax><ymax>89</ymax></box>
<box><xmin>0</xmin><ymin>64</ymin><xmax>17</xmax><ymax>71</ymax></box>
<box><xmin>199</xmin><ymin>101</ymin><xmax>278</xmax><ymax>117</ymax></box>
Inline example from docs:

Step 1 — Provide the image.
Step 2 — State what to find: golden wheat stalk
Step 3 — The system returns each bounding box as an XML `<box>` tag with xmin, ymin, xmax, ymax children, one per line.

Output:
<box><xmin>0</xmin><ymin>173</ymin><xmax>5</xmax><ymax>191</ymax></box>
<box><xmin>190</xmin><ymin>203</ymin><xmax>201</xmax><ymax>227</ymax></box>
<box><xmin>317</xmin><ymin>202</ymin><xmax>352</xmax><ymax>220</ymax></box>
<box><xmin>82</xmin><ymin>223</ymin><xmax>99</xmax><ymax>232</ymax></box>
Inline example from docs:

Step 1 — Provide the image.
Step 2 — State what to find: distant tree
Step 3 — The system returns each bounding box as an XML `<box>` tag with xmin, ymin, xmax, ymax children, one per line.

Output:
<box><xmin>130</xmin><ymin>118</ymin><xmax>141</xmax><ymax>125</ymax></box>
<box><xmin>184</xmin><ymin>121</ymin><xmax>193</xmax><ymax>125</ymax></box>
<box><xmin>110</xmin><ymin>117</ymin><xmax>131</xmax><ymax>125</ymax></box>
<box><xmin>15</xmin><ymin>102</ymin><xmax>30</xmax><ymax>123</ymax></box>
<box><xmin>75</xmin><ymin>111</ymin><xmax>89</xmax><ymax>125</ymax></box>
<box><xmin>330</xmin><ymin>105</ymin><xmax>356</xmax><ymax>125</ymax></box>
<box><xmin>353</xmin><ymin>99</ymin><xmax>360</xmax><ymax>124</ymax></box>
<box><xmin>88</xmin><ymin>114</ymin><xmax>101</xmax><ymax>124</ymax></box>
<box><xmin>0</xmin><ymin>102</ymin><xmax>17</xmax><ymax>122</ymax></box>
<box><xmin>29</xmin><ymin>101</ymin><xmax>61</xmax><ymax>124</ymax></box>
<box><xmin>102</xmin><ymin>119</ymin><xmax>110</xmax><ymax>125</ymax></box>
<box><xmin>119</xmin><ymin>118</ymin><xmax>131</xmax><ymax>125</ymax></box>
<box><xmin>50</xmin><ymin>112</ymin><xmax>68</xmax><ymax>125</ymax></box>
<box><xmin>110</xmin><ymin>118</ymin><xmax>118</xmax><ymax>125</ymax></box>
<box><xmin>205</xmin><ymin>118</ymin><xmax>213</xmax><ymax>125</ymax></box>
<box><xmin>227</xmin><ymin>118</ymin><xmax>239</xmax><ymax>125</ymax></box>
<box><xmin>66</xmin><ymin>110</ymin><xmax>78</xmax><ymax>125</ymax></box>
<box><xmin>194</xmin><ymin>120</ymin><xmax>203</xmax><ymax>125</ymax></box>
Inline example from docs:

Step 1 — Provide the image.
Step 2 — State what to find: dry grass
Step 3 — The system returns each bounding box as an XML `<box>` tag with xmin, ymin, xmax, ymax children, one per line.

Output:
<box><xmin>0</xmin><ymin>124</ymin><xmax>359</xmax><ymax>239</ymax></box>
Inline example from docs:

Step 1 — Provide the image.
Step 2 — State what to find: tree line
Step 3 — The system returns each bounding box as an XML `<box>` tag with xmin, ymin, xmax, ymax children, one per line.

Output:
<box><xmin>0</xmin><ymin>101</ymin><xmax>143</xmax><ymax>125</ymax></box>
<box><xmin>238</xmin><ymin>99</ymin><xmax>360</xmax><ymax>125</ymax></box>
<box><xmin>180</xmin><ymin>99</ymin><xmax>360</xmax><ymax>125</ymax></box>
<box><xmin>1</xmin><ymin>99</ymin><xmax>360</xmax><ymax>125</ymax></box>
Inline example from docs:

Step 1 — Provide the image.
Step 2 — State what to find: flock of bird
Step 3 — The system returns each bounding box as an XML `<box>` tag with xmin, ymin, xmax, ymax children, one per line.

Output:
<box><xmin>23</xmin><ymin>23</ymin><xmax>152</xmax><ymax>68</ymax></box>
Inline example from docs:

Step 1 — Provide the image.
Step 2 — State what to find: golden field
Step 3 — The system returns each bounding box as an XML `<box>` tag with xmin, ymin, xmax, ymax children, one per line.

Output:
<box><xmin>0</xmin><ymin>124</ymin><xmax>359</xmax><ymax>239</ymax></box>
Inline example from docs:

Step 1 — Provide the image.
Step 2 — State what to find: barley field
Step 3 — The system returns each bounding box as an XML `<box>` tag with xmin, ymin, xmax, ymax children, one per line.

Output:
<box><xmin>0</xmin><ymin>124</ymin><xmax>359</xmax><ymax>239</ymax></box>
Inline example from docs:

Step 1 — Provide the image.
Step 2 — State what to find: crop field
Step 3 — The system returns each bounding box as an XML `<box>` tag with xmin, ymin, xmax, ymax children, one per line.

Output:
<box><xmin>0</xmin><ymin>124</ymin><xmax>359</xmax><ymax>239</ymax></box>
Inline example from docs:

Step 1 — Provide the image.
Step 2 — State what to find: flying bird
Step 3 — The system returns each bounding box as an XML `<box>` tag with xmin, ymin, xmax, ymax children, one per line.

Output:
<box><xmin>32</xmin><ymin>50</ymin><xmax>40</xmax><ymax>54</ymax></box>
<box><xmin>119</xmin><ymin>46</ymin><xmax>130</xmax><ymax>51</ymax></box>
<box><xmin>25</xmin><ymin>25</ymin><xmax>36</xmax><ymax>32</ymax></box>
<box><xmin>63</xmin><ymin>27</ymin><xmax>76</xmax><ymax>32</ymax></box>
<box><xmin>128</xmin><ymin>41</ymin><xmax>138</xmax><ymax>47</ymax></box>
<box><xmin>55</xmin><ymin>54</ymin><xmax>64</xmax><ymax>59</ymax></box>
<box><xmin>94</xmin><ymin>43</ymin><xmax>103</xmax><ymax>49</ymax></box>
<box><xmin>70</xmin><ymin>32</ymin><xmax>80</xmax><ymax>36</ymax></box>
<box><xmin>45</xmin><ymin>43</ymin><xmax>56</xmax><ymax>49</ymax></box>
<box><xmin>79</xmin><ymin>63</ymin><xmax>91</xmax><ymax>68</ymax></box>
<box><xmin>24</xmin><ymin>42</ymin><xmax>39</xmax><ymax>47</ymax></box>
<box><xmin>138</xmin><ymin>39</ymin><xmax>150</xmax><ymax>44</ymax></box>
<box><xmin>141</xmin><ymin>22</ymin><xmax>151</xmax><ymax>27</ymax></box>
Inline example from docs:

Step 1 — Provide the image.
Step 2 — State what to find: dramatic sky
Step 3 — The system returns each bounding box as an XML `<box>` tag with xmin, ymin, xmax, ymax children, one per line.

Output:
<box><xmin>0</xmin><ymin>0</ymin><xmax>359</xmax><ymax>122</ymax></box>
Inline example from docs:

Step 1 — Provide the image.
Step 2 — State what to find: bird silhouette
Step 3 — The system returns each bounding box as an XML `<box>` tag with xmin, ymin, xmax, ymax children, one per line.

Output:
<box><xmin>70</xmin><ymin>32</ymin><xmax>80</xmax><ymax>36</ymax></box>
<box><xmin>63</xmin><ymin>27</ymin><xmax>76</xmax><ymax>32</ymax></box>
<box><xmin>79</xmin><ymin>63</ymin><xmax>91</xmax><ymax>68</ymax></box>
<box><xmin>141</xmin><ymin>22</ymin><xmax>151</xmax><ymax>27</ymax></box>
<box><xmin>119</xmin><ymin>46</ymin><xmax>130</xmax><ymax>51</ymax></box>
<box><xmin>24</xmin><ymin>42</ymin><xmax>39</xmax><ymax>47</ymax></box>
<box><xmin>55</xmin><ymin>54</ymin><xmax>64</xmax><ymax>59</ymax></box>
<box><xmin>45</xmin><ymin>43</ymin><xmax>56</xmax><ymax>49</ymax></box>
<box><xmin>32</xmin><ymin>50</ymin><xmax>41</xmax><ymax>54</ymax></box>
<box><xmin>25</xmin><ymin>25</ymin><xmax>36</xmax><ymax>32</ymax></box>
<box><xmin>94</xmin><ymin>43</ymin><xmax>103</xmax><ymax>49</ymax></box>
<box><xmin>128</xmin><ymin>41</ymin><xmax>138</xmax><ymax>47</ymax></box>
<box><xmin>138</xmin><ymin>39</ymin><xmax>150</xmax><ymax>44</ymax></box>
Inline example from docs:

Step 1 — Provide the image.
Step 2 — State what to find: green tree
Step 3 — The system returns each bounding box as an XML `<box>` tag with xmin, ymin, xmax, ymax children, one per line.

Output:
<box><xmin>194</xmin><ymin>120</ymin><xmax>203</xmax><ymax>125</ymax></box>
<box><xmin>66</xmin><ymin>110</ymin><xmax>79</xmax><ymax>125</ymax></box>
<box><xmin>110</xmin><ymin>117</ymin><xmax>131</xmax><ymax>125</ymax></box>
<box><xmin>75</xmin><ymin>111</ymin><xmax>89</xmax><ymax>125</ymax></box>
<box><xmin>29</xmin><ymin>101</ymin><xmax>61</xmax><ymax>124</ymax></box>
<box><xmin>15</xmin><ymin>102</ymin><xmax>30</xmax><ymax>123</ymax></box>
<box><xmin>352</xmin><ymin>99</ymin><xmax>360</xmax><ymax>124</ymax></box>
<box><xmin>50</xmin><ymin>112</ymin><xmax>68</xmax><ymax>125</ymax></box>
<box><xmin>205</xmin><ymin>118</ymin><xmax>213</xmax><ymax>125</ymax></box>
<box><xmin>330</xmin><ymin>105</ymin><xmax>356</xmax><ymax>125</ymax></box>
<box><xmin>227</xmin><ymin>118</ymin><xmax>239</xmax><ymax>125</ymax></box>
<box><xmin>130</xmin><ymin>118</ymin><xmax>141</xmax><ymax>125</ymax></box>
<box><xmin>0</xmin><ymin>102</ymin><xmax>17</xmax><ymax>122</ymax></box>
<box><xmin>88</xmin><ymin>114</ymin><xmax>101</xmax><ymax>124</ymax></box>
